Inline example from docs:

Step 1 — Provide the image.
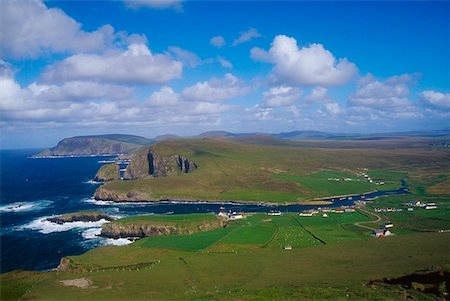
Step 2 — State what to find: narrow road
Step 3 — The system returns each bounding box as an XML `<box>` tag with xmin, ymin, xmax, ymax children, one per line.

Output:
<box><xmin>354</xmin><ymin>205</ymin><xmax>382</xmax><ymax>231</ymax></box>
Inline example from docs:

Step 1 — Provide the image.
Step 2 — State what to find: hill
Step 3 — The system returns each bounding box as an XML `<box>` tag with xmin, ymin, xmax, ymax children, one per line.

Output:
<box><xmin>94</xmin><ymin>137</ymin><xmax>450</xmax><ymax>204</ymax></box>
<box><xmin>33</xmin><ymin>134</ymin><xmax>153</xmax><ymax>158</ymax></box>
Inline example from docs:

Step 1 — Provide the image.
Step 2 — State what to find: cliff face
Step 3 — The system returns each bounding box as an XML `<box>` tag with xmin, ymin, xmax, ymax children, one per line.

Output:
<box><xmin>94</xmin><ymin>163</ymin><xmax>119</xmax><ymax>182</ymax></box>
<box><xmin>100</xmin><ymin>219</ymin><xmax>226</xmax><ymax>239</ymax></box>
<box><xmin>123</xmin><ymin>147</ymin><xmax>198</xmax><ymax>180</ymax></box>
<box><xmin>33</xmin><ymin>134</ymin><xmax>152</xmax><ymax>158</ymax></box>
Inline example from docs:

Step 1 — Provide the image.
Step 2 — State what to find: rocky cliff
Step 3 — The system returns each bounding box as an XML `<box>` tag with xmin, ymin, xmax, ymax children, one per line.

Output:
<box><xmin>94</xmin><ymin>187</ymin><xmax>151</xmax><ymax>202</ymax></box>
<box><xmin>123</xmin><ymin>147</ymin><xmax>198</xmax><ymax>180</ymax></box>
<box><xmin>34</xmin><ymin>134</ymin><xmax>152</xmax><ymax>158</ymax></box>
<box><xmin>94</xmin><ymin>163</ymin><xmax>119</xmax><ymax>182</ymax></box>
<box><xmin>100</xmin><ymin>219</ymin><xmax>226</xmax><ymax>239</ymax></box>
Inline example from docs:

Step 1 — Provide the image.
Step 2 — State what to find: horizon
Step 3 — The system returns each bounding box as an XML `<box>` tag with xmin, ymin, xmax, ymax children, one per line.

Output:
<box><xmin>1</xmin><ymin>0</ymin><xmax>449</xmax><ymax>149</ymax></box>
<box><xmin>1</xmin><ymin>128</ymin><xmax>449</xmax><ymax>150</ymax></box>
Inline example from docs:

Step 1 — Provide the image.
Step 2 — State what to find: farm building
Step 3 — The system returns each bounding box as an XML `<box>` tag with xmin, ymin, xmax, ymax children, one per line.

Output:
<box><xmin>381</xmin><ymin>222</ymin><xmax>394</xmax><ymax>229</ymax></box>
<box><xmin>299</xmin><ymin>212</ymin><xmax>314</xmax><ymax>217</ymax></box>
<box><xmin>229</xmin><ymin>213</ymin><xmax>244</xmax><ymax>220</ymax></box>
<box><xmin>372</xmin><ymin>229</ymin><xmax>392</xmax><ymax>237</ymax></box>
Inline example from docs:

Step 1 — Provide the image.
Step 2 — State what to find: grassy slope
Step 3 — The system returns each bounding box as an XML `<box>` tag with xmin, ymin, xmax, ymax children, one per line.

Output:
<box><xmin>3</xmin><ymin>213</ymin><xmax>449</xmax><ymax>300</ymax></box>
<box><xmin>112</xmin><ymin>213</ymin><xmax>220</xmax><ymax>227</ymax></box>
<box><xmin>100</xmin><ymin>138</ymin><xmax>450</xmax><ymax>203</ymax></box>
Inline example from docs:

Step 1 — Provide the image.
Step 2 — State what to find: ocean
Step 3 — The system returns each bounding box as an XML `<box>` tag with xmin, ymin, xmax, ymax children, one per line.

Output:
<box><xmin>0</xmin><ymin>149</ymin><xmax>406</xmax><ymax>273</ymax></box>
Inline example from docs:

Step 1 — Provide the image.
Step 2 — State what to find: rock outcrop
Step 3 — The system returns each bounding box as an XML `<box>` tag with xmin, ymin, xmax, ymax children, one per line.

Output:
<box><xmin>123</xmin><ymin>147</ymin><xmax>198</xmax><ymax>180</ymax></box>
<box><xmin>94</xmin><ymin>163</ymin><xmax>119</xmax><ymax>182</ymax></box>
<box><xmin>100</xmin><ymin>219</ymin><xmax>226</xmax><ymax>239</ymax></box>
<box><xmin>47</xmin><ymin>212</ymin><xmax>114</xmax><ymax>224</ymax></box>
<box><xmin>94</xmin><ymin>187</ymin><xmax>151</xmax><ymax>202</ymax></box>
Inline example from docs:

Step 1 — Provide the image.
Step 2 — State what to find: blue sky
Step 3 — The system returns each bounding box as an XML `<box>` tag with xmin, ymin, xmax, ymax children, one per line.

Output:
<box><xmin>0</xmin><ymin>0</ymin><xmax>449</xmax><ymax>148</ymax></box>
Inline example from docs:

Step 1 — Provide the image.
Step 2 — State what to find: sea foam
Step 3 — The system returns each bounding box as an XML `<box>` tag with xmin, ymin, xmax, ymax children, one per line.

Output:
<box><xmin>0</xmin><ymin>200</ymin><xmax>52</xmax><ymax>213</ymax></box>
<box><xmin>21</xmin><ymin>216</ymin><xmax>110</xmax><ymax>234</ymax></box>
<box><xmin>104</xmin><ymin>238</ymin><xmax>133</xmax><ymax>246</ymax></box>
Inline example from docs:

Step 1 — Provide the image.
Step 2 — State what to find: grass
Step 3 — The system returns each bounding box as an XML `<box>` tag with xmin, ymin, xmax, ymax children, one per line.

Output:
<box><xmin>273</xmin><ymin>171</ymin><xmax>374</xmax><ymax>198</ymax></box>
<box><xmin>112</xmin><ymin>213</ymin><xmax>220</xmax><ymax>227</ymax></box>
<box><xmin>2</xmin><ymin>208</ymin><xmax>450</xmax><ymax>300</ymax></box>
<box><xmin>133</xmin><ymin>226</ymin><xmax>234</xmax><ymax>251</ymax></box>
<box><xmin>3</xmin><ymin>231</ymin><xmax>449</xmax><ymax>300</ymax></box>
<box><xmin>97</xmin><ymin>138</ymin><xmax>450</xmax><ymax>204</ymax></box>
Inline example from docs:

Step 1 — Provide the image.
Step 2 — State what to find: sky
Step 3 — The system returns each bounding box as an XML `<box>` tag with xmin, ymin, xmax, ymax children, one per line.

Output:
<box><xmin>0</xmin><ymin>0</ymin><xmax>449</xmax><ymax>148</ymax></box>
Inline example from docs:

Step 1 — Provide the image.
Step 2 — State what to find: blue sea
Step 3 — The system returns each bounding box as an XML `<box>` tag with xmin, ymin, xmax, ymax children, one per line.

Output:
<box><xmin>0</xmin><ymin>149</ymin><xmax>407</xmax><ymax>273</ymax></box>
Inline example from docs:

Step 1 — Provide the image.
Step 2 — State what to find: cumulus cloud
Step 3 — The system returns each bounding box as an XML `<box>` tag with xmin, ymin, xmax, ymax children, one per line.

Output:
<box><xmin>0</xmin><ymin>0</ymin><xmax>134</xmax><ymax>59</ymax></box>
<box><xmin>305</xmin><ymin>87</ymin><xmax>328</xmax><ymax>102</ymax></box>
<box><xmin>210</xmin><ymin>36</ymin><xmax>226</xmax><ymax>48</ymax></box>
<box><xmin>41</xmin><ymin>43</ymin><xmax>182</xmax><ymax>85</ymax></box>
<box><xmin>349</xmin><ymin>74</ymin><xmax>413</xmax><ymax>111</ymax></box>
<box><xmin>320</xmin><ymin>102</ymin><xmax>343</xmax><ymax>116</ymax></box>
<box><xmin>245</xmin><ymin>105</ymin><xmax>273</xmax><ymax>121</ymax></box>
<box><xmin>217</xmin><ymin>57</ymin><xmax>233</xmax><ymax>68</ymax></box>
<box><xmin>147</xmin><ymin>86</ymin><xmax>181</xmax><ymax>106</ymax></box>
<box><xmin>257</xmin><ymin>35</ymin><xmax>357</xmax><ymax>86</ymax></box>
<box><xmin>182</xmin><ymin>73</ymin><xmax>251</xmax><ymax>102</ymax></box>
<box><xmin>263</xmin><ymin>86</ymin><xmax>301</xmax><ymax>107</ymax></box>
<box><xmin>0</xmin><ymin>71</ymin><xmax>135</xmax><ymax>123</ymax></box>
<box><xmin>124</xmin><ymin>0</ymin><xmax>182</xmax><ymax>10</ymax></box>
<box><xmin>232</xmin><ymin>28</ymin><xmax>262</xmax><ymax>46</ymax></box>
<box><xmin>168</xmin><ymin>46</ymin><xmax>201</xmax><ymax>68</ymax></box>
<box><xmin>250</xmin><ymin>47</ymin><xmax>273</xmax><ymax>62</ymax></box>
<box><xmin>421</xmin><ymin>90</ymin><xmax>450</xmax><ymax>110</ymax></box>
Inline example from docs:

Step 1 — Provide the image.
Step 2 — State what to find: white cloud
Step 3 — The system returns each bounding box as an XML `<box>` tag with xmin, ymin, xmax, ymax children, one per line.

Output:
<box><xmin>182</xmin><ymin>73</ymin><xmax>250</xmax><ymax>102</ymax></box>
<box><xmin>232</xmin><ymin>28</ymin><xmax>262</xmax><ymax>46</ymax></box>
<box><xmin>262</xmin><ymin>35</ymin><xmax>357</xmax><ymax>86</ymax></box>
<box><xmin>41</xmin><ymin>43</ymin><xmax>182</xmax><ymax>85</ymax></box>
<box><xmin>245</xmin><ymin>105</ymin><xmax>273</xmax><ymax>121</ymax></box>
<box><xmin>29</xmin><ymin>81</ymin><xmax>133</xmax><ymax>103</ymax></box>
<box><xmin>0</xmin><ymin>0</ymin><xmax>130</xmax><ymax>59</ymax></box>
<box><xmin>250</xmin><ymin>47</ymin><xmax>272</xmax><ymax>62</ymax></box>
<box><xmin>305</xmin><ymin>87</ymin><xmax>328</xmax><ymax>102</ymax></box>
<box><xmin>210</xmin><ymin>36</ymin><xmax>226</xmax><ymax>48</ymax></box>
<box><xmin>321</xmin><ymin>102</ymin><xmax>342</xmax><ymax>116</ymax></box>
<box><xmin>421</xmin><ymin>90</ymin><xmax>450</xmax><ymax>110</ymax></box>
<box><xmin>147</xmin><ymin>86</ymin><xmax>181</xmax><ymax>106</ymax></box>
<box><xmin>124</xmin><ymin>0</ymin><xmax>182</xmax><ymax>10</ymax></box>
<box><xmin>263</xmin><ymin>86</ymin><xmax>301</xmax><ymax>107</ymax></box>
<box><xmin>217</xmin><ymin>57</ymin><xmax>233</xmax><ymax>68</ymax></box>
<box><xmin>168</xmin><ymin>46</ymin><xmax>200</xmax><ymax>68</ymax></box>
<box><xmin>349</xmin><ymin>74</ymin><xmax>412</xmax><ymax>111</ymax></box>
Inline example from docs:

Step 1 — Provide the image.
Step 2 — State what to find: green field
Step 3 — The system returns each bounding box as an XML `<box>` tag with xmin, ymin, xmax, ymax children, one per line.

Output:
<box><xmin>96</xmin><ymin>138</ymin><xmax>450</xmax><ymax>204</ymax></box>
<box><xmin>3</xmin><ymin>137</ymin><xmax>450</xmax><ymax>300</ymax></box>
<box><xmin>112</xmin><ymin>213</ymin><xmax>220</xmax><ymax>227</ymax></box>
<box><xmin>2</xmin><ymin>211</ymin><xmax>449</xmax><ymax>300</ymax></box>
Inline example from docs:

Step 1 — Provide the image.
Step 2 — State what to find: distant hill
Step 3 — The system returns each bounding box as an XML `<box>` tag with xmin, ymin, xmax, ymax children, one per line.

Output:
<box><xmin>196</xmin><ymin>131</ymin><xmax>237</xmax><ymax>138</ymax></box>
<box><xmin>184</xmin><ymin>129</ymin><xmax>450</xmax><ymax>141</ymax></box>
<box><xmin>34</xmin><ymin>134</ymin><xmax>153</xmax><ymax>158</ymax></box>
<box><xmin>153</xmin><ymin>134</ymin><xmax>180</xmax><ymax>142</ymax></box>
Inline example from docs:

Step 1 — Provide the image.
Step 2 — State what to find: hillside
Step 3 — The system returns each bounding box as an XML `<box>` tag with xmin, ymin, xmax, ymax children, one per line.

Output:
<box><xmin>94</xmin><ymin>138</ymin><xmax>450</xmax><ymax>203</ymax></box>
<box><xmin>34</xmin><ymin>134</ymin><xmax>153</xmax><ymax>158</ymax></box>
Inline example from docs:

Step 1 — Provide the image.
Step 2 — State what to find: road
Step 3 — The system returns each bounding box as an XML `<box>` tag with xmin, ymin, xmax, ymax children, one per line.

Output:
<box><xmin>354</xmin><ymin>204</ymin><xmax>382</xmax><ymax>231</ymax></box>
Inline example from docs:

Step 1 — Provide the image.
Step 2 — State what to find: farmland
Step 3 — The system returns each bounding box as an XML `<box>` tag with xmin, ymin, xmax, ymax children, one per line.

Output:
<box><xmin>2</xmin><ymin>201</ymin><xmax>450</xmax><ymax>300</ymax></box>
<box><xmin>96</xmin><ymin>138</ymin><xmax>450</xmax><ymax>204</ymax></box>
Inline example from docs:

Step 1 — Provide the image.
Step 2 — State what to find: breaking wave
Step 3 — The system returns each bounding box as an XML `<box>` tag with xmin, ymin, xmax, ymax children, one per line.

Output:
<box><xmin>0</xmin><ymin>200</ymin><xmax>52</xmax><ymax>213</ymax></box>
<box><xmin>83</xmin><ymin>180</ymin><xmax>103</xmax><ymax>185</ymax></box>
<box><xmin>21</xmin><ymin>216</ymin><xmax>110</xmax><ymax>234</ymax></box>
<box><xmin>103</xmin><ymin>238</ymin><xmax>133</xmax><ymax>246</ymax></box>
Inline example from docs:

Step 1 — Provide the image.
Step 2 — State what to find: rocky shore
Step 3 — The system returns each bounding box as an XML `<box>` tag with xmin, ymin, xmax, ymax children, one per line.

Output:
<box><xmin>47</xmin><ymin>212</ymin><xmax>115</xmax><ymax>224</ymax></box>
